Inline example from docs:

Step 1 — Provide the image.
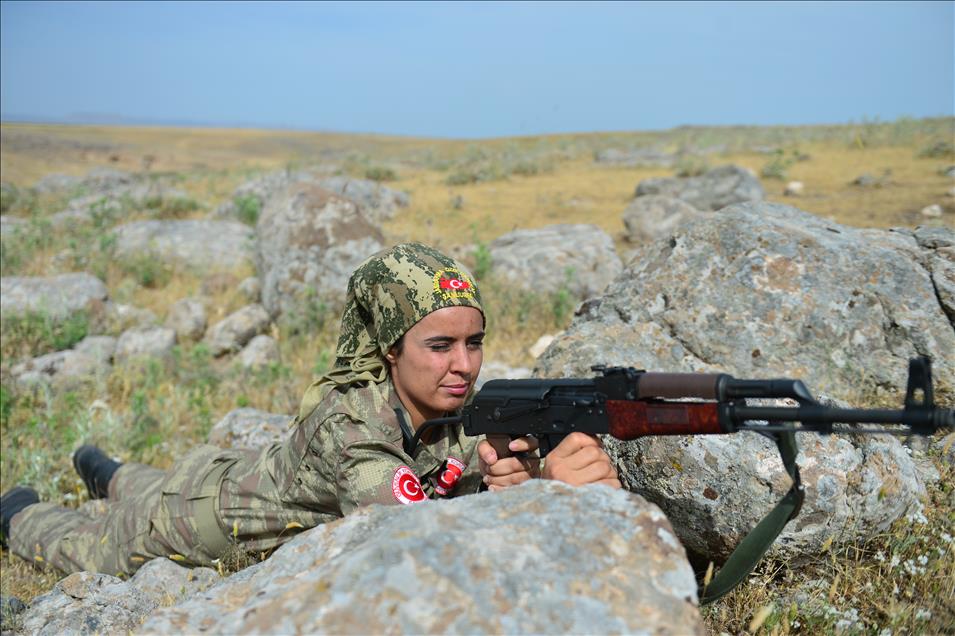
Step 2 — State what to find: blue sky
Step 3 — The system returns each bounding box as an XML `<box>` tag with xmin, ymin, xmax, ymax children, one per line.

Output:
<box><xmin>1</xmin><ymin>1</ymin><xmax>952</xmax><ymax>138</ymax></box>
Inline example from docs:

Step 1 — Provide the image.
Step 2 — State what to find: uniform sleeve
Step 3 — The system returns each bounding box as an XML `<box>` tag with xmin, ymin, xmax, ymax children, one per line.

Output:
<box><xmin>335</xmin><ymin>439</ymin><xmax>429</xmax><ymax>515</ymax></box>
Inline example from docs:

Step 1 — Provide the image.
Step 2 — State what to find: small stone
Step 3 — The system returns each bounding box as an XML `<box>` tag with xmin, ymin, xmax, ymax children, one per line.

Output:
<box><xmin>921</xmin><ymin>204</ymin><xmax>943</xmax><ymax>218</ymax></box>
<box><xmin>784</xmin><ymin>181</ymin><xmax>804</xmax><ymax>196</ymax></box>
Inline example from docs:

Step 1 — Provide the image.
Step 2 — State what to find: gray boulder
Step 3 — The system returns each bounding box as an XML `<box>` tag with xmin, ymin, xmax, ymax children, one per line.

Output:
<box><xmin>140</xmin><ymin>481</ymin><xmax>703</xmax><ymax>635</ymax></box>
<box><xmin>255</xmin><ymin>183</ymin><xmax>385</xmax><ymax>318</ymax></box>
<box><xmin>208</xmin><ymin>408</ymin><xmax>291</xmax><ymax>450</ymax></box>
<box><xmin>314</xmin><ymin>176</ymin><xmax>410</xmax><ymax>224</ymax></box>
<box><xmin>912</xmin><ymin>225</ymin><xmax>955</xmax><ymax>324</ymax></box>
<box><xmin>488</xmin><ymin>224</ymin><xmax>623</xmax><ymax>300</ymax></box>
<box><xmin>604</xmin><ymin>410</ymin><xmax>926</xmax><ymax>562</ymax></box>
<box><xmin>18</xmin><ymin>559</ymin><xmax>218</xmax><ymax>636</ymax></box>
<box><xmin>0</xmin><ymin>273</ymin><xmax>108</xmax><ymax>321</ymax></box>
<box><xmin>217</xmin><ymin>171</ymin><xmax>409</xmax><ymax>225</ymax></box>
<box><xmin>203</xmin><ymin>304</ymin><xmax>271</xmax><ymax>356</ymax></box>
<box><xmin>537</xmin><ymin>203</ymin><xmax>955</xmax><ymax>397</ymax></box>
<box><xmin>115</xmin><ymin>327</ymin><xmax>177</xmax><ymax>363</ymax></box>
<box><xmin>235</xmin><ymin>334</ymin><xmax>280</xmax><ymax>370</ymax></box>
<box><xmin>97</xmin><ymin>302</ymin><xmax>159</xmax><ymax>334</ymax></box>
<box><xmin>164</xmin><ymin>298</ymin><xmax>207</xmax><ymax>343</ymax></box>
<box><xmin>635</xmin><ymin>164</ymin><xmax>764</xmax><ymax>211</ymax></box>
<box><xmin>9</xmin><ymin>335</ymin><xmax>116</xmax><ymax>391</ymax></box>
<box><xmin>237</xmin><ymin>276</ymin><xmax>262</xmax><ymax>302</ymax></box>
<box><xmin>113</xmin><ymin>220</ymin><xmax>254</xmax><ymax>271</ymax></box>
<box><xmin>536</xmin><ymin>202</ymin><xmax>954</xmax><ymax>563</ymax></box>
<box><xmin>622</xmin><ymin>194</ymin><xmax>709</xmax><ymax>243</ymax></box>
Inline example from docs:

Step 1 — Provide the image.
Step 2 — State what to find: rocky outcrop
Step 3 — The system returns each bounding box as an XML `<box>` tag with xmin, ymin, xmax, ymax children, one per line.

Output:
<box><xmin>488</xmin><ymin>224</ymin><xmax>623</xmax><ymax>300</ymax></box>
<box><xmin>235</xmin><ymin>334</ymin><xmax>280</xmax><ymax>370</ymax></box>
<box><xmin>10</xmin><ymin>335</ymin><xmax>115</xmax><ymax>391</ymax></box>
<box><xmin>538</xmin><ymin>203</ymin><xmax>955</xmax><ymax>396</ymax></box>
<box><xmin>255</xmin><ymin>183</ymin><xmax>384</xmax><ymax>318</ymax></box>
<box><xmin>141</xmin><ymin>481</ymin><xmax>703</xmax><ymax>635</ymax></box>
<box><xmin>0</xmin><ymin>273</ymin><xmax>108</xmax><ymax>321</ymax></box>
<box><xmin>113</xmin><ymin>220</ymin><xmax>254</xmax><ymax>271</ymax></box>
<box><xmin>635</xmin><ymin>164</ymin><xmax>764</xmax><ymax>211</ymax></box>
<box><xmin>622</xmin><ymin>194</ymin><xmax>709</xmax><ymax>243</ymax></box>
<box><xmin>536</xmin><ymin>202</ymin><xmax>954</xmax><ymax>563</ymax></box>
<box><xmin>208</xmin><ymin>408</ymin><xmax>291</xmax><ymax>450</ymax></box>
<box><xmin>164</xmin><ymin>298</ymin><xmax>207</xmax><ymax>343</ymax></box>
<box><xmin>114</xmin><ymin>327</ymin><xmax>177</xmax><ymax>363</ymax></box>
<box><xmin>215</xmin><ymin>171</ymin><xmax>409</xmax><ymax>225</ymax></box>
<box><xmin>203</xmin><ymin>304</ymin><xmax>271</xmax><ymax>356</ymax></box>
<box><xmin>18</xmin><ymin>559</ymin><xmax>218</xmax><ymax>636</ymax></box>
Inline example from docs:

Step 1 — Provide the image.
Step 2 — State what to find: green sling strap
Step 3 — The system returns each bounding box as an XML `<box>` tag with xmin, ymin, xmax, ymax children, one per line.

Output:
<box><xmin>700</xmin><ymin>430</ymin><xmax>804</xmax><ymax>604</ymax></box>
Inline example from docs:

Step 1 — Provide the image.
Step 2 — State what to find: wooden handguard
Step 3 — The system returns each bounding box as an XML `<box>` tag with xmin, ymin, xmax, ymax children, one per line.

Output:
<box><xmin>605</xmin><ymin>400</ymin><xmax>723</xmax><ymax>439</ymax></box>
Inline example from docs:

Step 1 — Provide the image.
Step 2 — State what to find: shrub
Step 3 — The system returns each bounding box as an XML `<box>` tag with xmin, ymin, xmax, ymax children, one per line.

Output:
<box><xmin>364</xmin><ymin>166</ymin><xmax>397</xmax><ymax>182</ymax></box>
<box><xmin>761</xmin><ymin>149</ymin><xmax>801</xmax><ymax>180</ymax></box>
<box><xmin>120</xmin><ymin>253</ymin><xmax>172</xmax><ymax>288</ymax></box>
<box><xmin>674</xmin><ymin>156</ymin><xmax>710</xmax><ymax>177</ymax></box>
<box><xmin>234</xmin><ymin>195</ymin><xmax>262</xmax><ymax>226</ymax></box>
<box><xmin>0</xmin><ymin>311</ymin><xmax>89</xmax><ymax>359</ymax></box>
<box><xmin>917</xmin><ymin>140</ymin><xmax>955</xmax><ymax>159</ymax></box>
<box><xmin>472</xmin><ymin>242</ymin><xmax>492</xmax><ymax>280</ymax></box>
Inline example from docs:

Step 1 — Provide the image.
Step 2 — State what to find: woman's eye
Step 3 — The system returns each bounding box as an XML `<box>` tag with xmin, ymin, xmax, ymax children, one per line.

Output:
<box><xmin>467</xmin><ymin>340</ymin><xmax>484</xmax><ymax>350</ymax></box>
<box><xmin>429</xmin><ymin>344</ymin><xmax>450</xmax><ymax>352</ymax></box>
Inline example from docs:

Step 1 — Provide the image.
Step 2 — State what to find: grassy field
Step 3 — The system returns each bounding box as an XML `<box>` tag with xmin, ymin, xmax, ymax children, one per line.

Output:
<box><xmin>1</xmin><ymin>118</ymin><xmax>953</xmax><ymax>634</ymax></box>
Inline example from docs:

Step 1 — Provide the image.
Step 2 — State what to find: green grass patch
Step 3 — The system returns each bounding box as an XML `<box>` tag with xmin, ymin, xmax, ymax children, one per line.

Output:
<box><xmin>0</xmin><ymin>311</ymin><xmax>89</xmax><ymax>360</ymax></box>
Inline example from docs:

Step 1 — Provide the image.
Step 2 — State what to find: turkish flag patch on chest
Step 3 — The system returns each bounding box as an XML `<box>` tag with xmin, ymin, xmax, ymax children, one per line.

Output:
<box><xmin>392</xmin><ymin>466</ymin><xmax>427</xmax><ymax>504</ymax></box>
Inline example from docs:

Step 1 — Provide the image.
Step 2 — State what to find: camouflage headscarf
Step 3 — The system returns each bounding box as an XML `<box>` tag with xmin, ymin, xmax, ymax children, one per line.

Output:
<box><xmin>298</xmin><ymin>242</ymin><xmax>484</xmax><ymax>418</ymax></box>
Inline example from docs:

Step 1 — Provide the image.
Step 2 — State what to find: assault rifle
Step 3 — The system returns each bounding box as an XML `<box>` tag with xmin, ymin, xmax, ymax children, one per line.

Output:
<box><xmin>413</xmin><ymin>356</ymin><xmax>952</xmax><ymax>603</ymax></box>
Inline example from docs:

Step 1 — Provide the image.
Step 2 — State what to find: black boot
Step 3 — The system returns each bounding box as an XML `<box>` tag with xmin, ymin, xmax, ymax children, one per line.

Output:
<box><xmin>1</xmin><ymin>486</ymin><xmax>39</xmax><ymax>547</ymax></box>
<box><xmin>72</xmin><ymin>445</ymin><xmax>121</xmax><ymax>500</ymax></box>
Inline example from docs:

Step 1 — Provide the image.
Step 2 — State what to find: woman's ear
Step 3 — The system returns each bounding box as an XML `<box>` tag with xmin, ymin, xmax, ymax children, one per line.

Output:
<box><xmin>385</xmin><ymin>348</ymin><xmax>398</xmax><ymax>365</ymax></box>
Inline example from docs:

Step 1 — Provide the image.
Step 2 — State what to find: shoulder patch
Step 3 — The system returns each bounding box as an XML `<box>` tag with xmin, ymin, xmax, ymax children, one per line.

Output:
<box><xmin>392</xmin><ymin>466</ymin><xmax>427</xmax><ymax>504</ymax></box>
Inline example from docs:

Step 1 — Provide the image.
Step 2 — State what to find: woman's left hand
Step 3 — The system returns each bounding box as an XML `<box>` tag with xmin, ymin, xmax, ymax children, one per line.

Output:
<box><xmin>478</xmin><ymin>435</ymin><xmax>541</xmax><ymax>491</ymax></box>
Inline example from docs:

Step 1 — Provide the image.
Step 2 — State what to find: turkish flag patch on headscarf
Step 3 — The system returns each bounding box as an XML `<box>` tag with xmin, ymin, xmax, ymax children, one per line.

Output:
<box><xmin>392</xmin><ymin>466</ymin><xmax>427</xmax><ymax>504</ymax></box>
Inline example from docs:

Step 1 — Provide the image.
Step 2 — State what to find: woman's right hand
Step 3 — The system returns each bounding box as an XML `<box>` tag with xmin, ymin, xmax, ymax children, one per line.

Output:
<box><xmin>542</xmin><ymin>432</ymin><xmax>621</xmax><ymax>488</ymax></box>
<box><xmin>478</xmin><ymin>435</ymin><xmax>540</xmax><ymax>491</ymax></box>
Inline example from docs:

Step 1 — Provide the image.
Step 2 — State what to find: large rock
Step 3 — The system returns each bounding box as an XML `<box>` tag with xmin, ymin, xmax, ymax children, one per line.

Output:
<box><xmin>140</xmin><ymin>481</ymin><xmax>702</xmax><ymax>634</ymax></box>
<box><xmin>113</xmin><ymin>220</ymin><xmax>254</xmax><ymax>271</ymax></box>
<box><xmin>313</xmin><ymin>176</ymin><xmax>409</xmax><ymax>224</ymax></box>
<box><xmin>164</xmin><ymin>298</ymin><xmax>207</xmax><ymax>342</ymax></box>
<box><xmin>255</xmin><ymin>183</ymin><xmax>385</xmax><ymax>318</ymax></box>
<box><xmin>235</xmin><ymin>334</ymin><xmax>280</xmax><ymax>370</ymax></box>
<box><xmin>635</xmin><ymin>164</ymin><xmax>764</xmax><ymax>211</ymax></box>
<box><xmin>9</xmin><ymin>335</ymin><xmax>115</xmax><ymax>387</ymax></box>
<box><xmin>488</xmin><ymin>224</ymin><xmax>623</xmax><ymax>300</ymax></box>
<box><xmin>217</xmin><ymin>171</ymin><xmax>409</xmax><ymax>225</ymax></box>
<box><xmin>115</xmin><ymin>327</ymin><xmax>177</xmax><ymax>363</ymax></box>
<box><xmin>18</xmin><ymin>559</ymin><xmax>218</xmax><ymax>636</ymax></box>
<box><xmin>537</xmin><ymin>203</ymin><xmax>955</xmax><ymax>396</ymax></box>
<box><xmin>536</xmin><ymin>202</ymin><xmax>954</xmax><ymax>563</ymax></box>
<box><xmin>0</xmin><ymin>273</ymin><xmax>108</xmax><ymax>321</ymax></box>
<box><xmin>622</xmin><ymin>194</ymin><xmax>710</xmax><ymax>243</ymax></box>
<box><xmin>604</xmin><ymin>408</ymin><xmax>926</xmax><ymax>562</ymax></box>
<box><xmin>208</xmin><ymin>407</ymin><xmax>291</xmax><ymax>450</ymax></box>
<box><xmin>912</xmin><ymin>225</ymin><xmax>955</xmax><ymax>324</ymax></box>
<box><xmin>203</xmin><ymin>304</ymin><xmax>271</xmax><ymax>356</ymax></box>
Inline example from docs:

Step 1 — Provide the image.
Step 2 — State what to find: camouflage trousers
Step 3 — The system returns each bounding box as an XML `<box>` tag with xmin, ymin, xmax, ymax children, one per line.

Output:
<box><xmin>8</xmin><ymin>445</ymin><xmax>246</xmax><ymax>578</ymax></box>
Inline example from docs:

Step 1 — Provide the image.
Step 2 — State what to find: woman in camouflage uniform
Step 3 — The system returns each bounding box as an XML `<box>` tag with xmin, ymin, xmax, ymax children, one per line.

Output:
<box><xmin>1</xmin><ymin>243</ymin><xmax>618</xmax><ymax>577</ymax></box>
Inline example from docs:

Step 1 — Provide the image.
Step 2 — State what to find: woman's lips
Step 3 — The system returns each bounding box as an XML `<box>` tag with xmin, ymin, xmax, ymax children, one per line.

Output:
<box><xmin>443</xmin><ymin>384</ymin><xmax>469</xmax><ymax>397</ymax></box>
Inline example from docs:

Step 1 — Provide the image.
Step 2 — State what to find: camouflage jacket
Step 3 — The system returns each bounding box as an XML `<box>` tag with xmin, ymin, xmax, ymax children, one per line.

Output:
<box><xmin>217</xmin><ymin>378</ymin><xmax>483</xmax><ymax>551</ymax></box>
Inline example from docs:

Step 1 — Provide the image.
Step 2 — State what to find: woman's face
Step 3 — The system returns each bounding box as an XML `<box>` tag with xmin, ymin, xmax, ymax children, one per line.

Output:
<box><xmin>386</xmin><ymin>306</ymin><xmax>485</xmax><ymax>427</ymax></box>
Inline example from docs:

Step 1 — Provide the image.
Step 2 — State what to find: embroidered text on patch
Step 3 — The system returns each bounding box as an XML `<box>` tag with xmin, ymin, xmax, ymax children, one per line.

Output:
<box><xmin>433</xmin><ymin>268</ymin><xmax>475</xmax><ymax>300</ymax></box>
<box><xmin>392</xmin><ymin>466</ymin><xmax>427</xmax><ymax>504</ymax></box>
